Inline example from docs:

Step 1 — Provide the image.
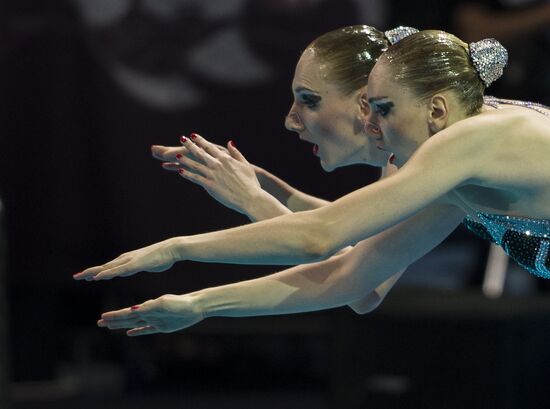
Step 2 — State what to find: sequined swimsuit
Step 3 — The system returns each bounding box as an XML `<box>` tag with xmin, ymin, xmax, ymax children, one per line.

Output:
<box><xmin>462</xmin><ymin>97</ymin><xmax>550</xmax><ymax>278</ymax></box>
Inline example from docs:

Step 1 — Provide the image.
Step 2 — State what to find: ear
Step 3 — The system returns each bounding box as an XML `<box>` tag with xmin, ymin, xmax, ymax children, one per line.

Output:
<box><xmin>428</xmin><ymin>94</ymin><xmax>449</xmax><ymax>134</ymax></box>
<box><xmin>358</xmin><ymin>86</ymin><xmax>370</xmax><ymax>116</ymax></box>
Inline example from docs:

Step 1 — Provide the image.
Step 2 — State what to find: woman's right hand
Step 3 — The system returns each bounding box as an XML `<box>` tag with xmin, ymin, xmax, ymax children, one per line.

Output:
<box><xmin>73</xmin><ymin>238</ymin><xmax>179</xmax><ymax>281</ymax></box>
<box><xmin>98</xmin><ymin>293</ymin><xmax>204</xmax><ymax>336</ymax></box>
<box><xmin>154</xmin><ymin>134</ymin><xmax>264</xmax><ymax>216</ymax></box>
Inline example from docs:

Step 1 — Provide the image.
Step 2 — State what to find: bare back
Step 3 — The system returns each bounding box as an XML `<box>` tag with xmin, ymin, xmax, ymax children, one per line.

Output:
<box><xmin>447</xmin><ymin>99</ymin><xmax>550</xmax><ymax>219</ymax></box>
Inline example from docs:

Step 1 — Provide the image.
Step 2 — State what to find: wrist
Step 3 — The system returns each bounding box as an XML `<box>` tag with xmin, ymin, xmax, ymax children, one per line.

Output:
<box><xmin>190</xmin><ymin>288</ymin><xmax>217</xmax><ymax>319</ymax></box>
<box><xmin>186</xmin><ymin>291</ymin><xmax>209</xmax><ymax>321</ymax></box>
<box><xmin>244</xmin><ymin>189</ymin><xmax>291</xmax><ymax>221</ymax></box>
<box><xmin>166</xmin><ymin>236</ymin><xmax>188</xmax><ymax>262</ymax></box>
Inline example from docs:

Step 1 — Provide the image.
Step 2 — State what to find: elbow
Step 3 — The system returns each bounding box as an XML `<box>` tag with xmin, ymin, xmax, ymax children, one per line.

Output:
<box><xmin>300</xmin><ymin>215</ymin><xmax>339</xmax><ymax>262</ymax></box>
<box><xmin>348</xmin><ymin>292</ymin><xmax>383</xmax><ymax>315</ymax></box>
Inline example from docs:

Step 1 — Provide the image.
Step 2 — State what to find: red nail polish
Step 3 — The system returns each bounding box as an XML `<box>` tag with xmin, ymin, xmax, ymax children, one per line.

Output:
<box><xmin>176</xmin><ymin>154</ymin><xmax>182</xmax><ymax>159</ymax></box>
<box><xmin>190</xmin><ymin>133</ymin><xmax>198</xmax><ymax>140</ymax></box>
<box><xmin>131</xmin><ymin>305</ymin><xmax>140</xmax><ymax>310</ymax></box>
<box><xmin>229</xmin><ymin>140</ymin><xmax>236</xmax><ymax>148</ymax></box>
<box><xmin>178</xmin><ymin>168</ymin><xmax>185</xmax><ymax>174</ymax></box>
<box><xmin>73</xmin><ymin>271</ymin><xmax>82</xmax><ymax>277</ymax></box>
<box><xmin>180</xmin><ymin>136</ymin><xmax>187</xmax><ymax>143</ymax></box>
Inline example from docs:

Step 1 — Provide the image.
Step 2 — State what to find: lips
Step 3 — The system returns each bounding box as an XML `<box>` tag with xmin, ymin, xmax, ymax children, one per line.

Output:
<box><xmin>312</xmin><ymin>144</ymin><xmax>319</xmax><ymax>156</ymax></box>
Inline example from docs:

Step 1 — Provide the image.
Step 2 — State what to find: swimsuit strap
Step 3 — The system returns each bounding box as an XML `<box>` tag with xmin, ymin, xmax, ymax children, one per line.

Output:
<box><xmin>483</xmin><ymin>96</ymin><xmax>549</xmax><ymax>116</ymax></box>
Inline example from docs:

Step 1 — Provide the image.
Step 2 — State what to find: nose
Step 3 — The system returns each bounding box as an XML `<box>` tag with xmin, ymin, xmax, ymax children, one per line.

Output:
<box><xmin>285</xmin><ymin>111</ymin><xmax>305</xmax><ymax>132</ymax></box>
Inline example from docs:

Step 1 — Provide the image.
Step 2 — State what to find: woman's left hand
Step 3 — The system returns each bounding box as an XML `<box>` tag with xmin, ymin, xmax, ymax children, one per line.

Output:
<box><xmin>175</xmin><ymin>134</ymin><xmax>263</xmax><ymax>216</ymax></box>
<box><xmin>98</xmin><ymin>293</ymin><xmax>204</xmax><ymax>336</ymax></box>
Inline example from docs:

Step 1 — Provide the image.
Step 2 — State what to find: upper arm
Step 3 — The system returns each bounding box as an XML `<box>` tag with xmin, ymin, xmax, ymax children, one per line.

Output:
<box><xmin>312</xmin><ymin>127</ymin><xmax>481</xmax><ymax>256</ymax></box>
<box><xmin>337</xmin><ymin>200</ymin><xmax>466</xmax><ymax>299</ymax></box>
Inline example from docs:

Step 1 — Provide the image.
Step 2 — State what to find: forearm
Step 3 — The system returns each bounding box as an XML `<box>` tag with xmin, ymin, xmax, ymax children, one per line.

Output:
<box><xmin>255</xmin><ymin>166</ymin><xmax>329</xmax><ymax>212</ymax></box>
<box><xmin>243</xmin><ymin>190</ymin><xmax>293</xmax><ymax>222</ymax></box>
<box><xmin>172</xmin><ymin>209</ymin><xmax>329</xmax><ymax>265</ymax></box>
<box><xmin>287</xmin><ymin>191</ymin><xmax>331</xmax><ymax>212</ymax></box>
<box><xmin>193</xmin><ymin>253</ymin><xmax>370</xmax><ymax>318</ymax></box>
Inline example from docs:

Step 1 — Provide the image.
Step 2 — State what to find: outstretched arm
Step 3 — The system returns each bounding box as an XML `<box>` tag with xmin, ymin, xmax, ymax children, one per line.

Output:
<box><xmin>76</xmin><ymin>126</ymin><xmax>477</xmax><ymax>280</ymax></box>
<box><xmin>98</xmin><ymin>201</ymin><xmax>465</xmax><ymax>335</ymax></box>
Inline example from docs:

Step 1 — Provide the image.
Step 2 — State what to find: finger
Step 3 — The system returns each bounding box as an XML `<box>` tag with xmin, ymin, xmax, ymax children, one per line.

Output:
<box><xmin>175</xmin><ymin>154</ymin><xmax>211</xmax><ymax>177</ymax></box>
<box><xmin>227</xmin><ymin>140</ymin><xmax>249</xmax><ymax>163</ymax></box>
<box><xmin>161</xmin><ymin>162</ymin><xmax>181</xmax><ymax>172</ymax></box>
<box><xmin>100</xmin><ymin>318</ymin><xmax>147</xmax><ymax>330</ymax></box>
<box><xmin>177</xmin><ymin>168</ymin><xmax>211</xmax><ymax>188</ymax></box>
<box><xmin>101</xmin><ymin>304</ymin><xmax>143</xmax><ymax>321</ymax></box>
<box><xmin>127</xmin><ymin>326</ymin><xmax>159</xmax><ymax>337</ymax></box>
<box><xmin>181</xmin><ymin>136</ymin><xmax>218</xmax><ymax>167</ymax></box>
<box><xmin>92</xmin><ymin>262</ymin><xmax>140</xmax><ymax>281</ymax></box>
<box><xmin>151</xmin><ymin>145</ymin><xmax>191</xmax><ymax>162</ymax></box>
<box><xmin>73</xmin><ymin>257</ymin><xmax>130</xmax><ymax>280</ymax></box>
<box><xmin>189</xmin><ymin>133</ymin><xmax>224</xmax><ymax>159</ymax></box>
<box><xmin>214</xmin><ymin>143</ymin><xmax>229</xmax><ymax>154</ymax></box>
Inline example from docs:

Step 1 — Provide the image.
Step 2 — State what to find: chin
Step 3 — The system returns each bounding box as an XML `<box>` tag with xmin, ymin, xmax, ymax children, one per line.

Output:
<box><xmin>319</xmin><ymin>159</ymin><xmax>337</xmax><ymax>172</ymax></box>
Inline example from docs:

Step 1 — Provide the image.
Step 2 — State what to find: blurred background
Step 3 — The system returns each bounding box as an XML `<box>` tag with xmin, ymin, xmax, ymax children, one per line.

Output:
<box><xmin>0</xmin><ymin>0</ymin><xmax>549</xmax><ymax>408</ymax></box>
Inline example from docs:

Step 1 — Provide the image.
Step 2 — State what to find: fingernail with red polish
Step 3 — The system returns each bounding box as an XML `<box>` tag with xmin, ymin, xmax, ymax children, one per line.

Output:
<box><xmin>190</xmin><ymin>133</ymin><xmax>198</xmax><ymax>140</ymax></box>
<box><xmin>178</xmin><ymin>168</ymin><xmax>185</xmax><ymax>174</ymax></box>
<box><xmin>73</xmin><ymin>271</ymin><xmax>82</xmax><ymax>277</ymax></box>
<box><xmin>175</xmin><ymin>154</ymin><xmax>182</xmax><ymax>159</ymax></box>
<box><xmin>131</xmin><ymin>305</ymin><xmax>140</xmax><ymax>310</ymax></box>
<box><xmin>180</xmin><ymin>136</ymin><xmax>187</xmax><ymax>143</ymax></box>
<box><xmin>229</xmin><ymin>140</ymin><xmax>236</xmax><ymax>148</ymax></box>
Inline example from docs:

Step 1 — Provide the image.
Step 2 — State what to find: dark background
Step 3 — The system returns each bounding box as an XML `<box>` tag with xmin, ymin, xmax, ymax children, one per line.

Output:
<box><xmin>1</xmin><ymin>0</ymin><xmax>549</xmax><ymax>408</ymax></box>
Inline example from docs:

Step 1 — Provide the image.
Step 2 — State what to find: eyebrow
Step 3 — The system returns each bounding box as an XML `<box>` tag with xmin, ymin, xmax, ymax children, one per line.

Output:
<box><xmin>367</xmin><ymin>96</ymin><xmax>389</xmax><ymax>103</ymax></box>
<box><xmin>295</xmin><ymin>86</ymin><xmax>319</xmax><ymax>94</ymax></box>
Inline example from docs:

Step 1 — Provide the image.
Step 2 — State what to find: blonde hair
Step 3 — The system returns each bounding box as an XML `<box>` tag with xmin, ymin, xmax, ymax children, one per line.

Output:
<box><xmin>382</xmin><ymin>30</ymin><xmax>485</xmax><ymax>114</ymax></box>
<box><xmin>308</xmin><ymin>25</ymin><xmax>389</xmax><ymax>95</ymax></box>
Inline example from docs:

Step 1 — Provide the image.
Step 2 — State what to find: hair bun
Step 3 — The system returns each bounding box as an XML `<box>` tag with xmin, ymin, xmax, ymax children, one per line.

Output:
<box><xmin>384</xmin><ymin>26</ymin><xmax>419</xmax><ymax>45</ymax></box>
<box><xmin>469</xmin><ymin>38</ymin><xmax>508</xmax><ymax>87</ymax></box>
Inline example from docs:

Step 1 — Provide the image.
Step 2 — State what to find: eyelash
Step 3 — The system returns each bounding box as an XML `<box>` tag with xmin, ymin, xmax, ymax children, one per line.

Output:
<box><xmin>301</xmin><ymin>96</ymin><xmax>320</xmax><ymax>109</ymax></box>
<box><xmin>375</xmin><ymin>104</ymin><xmax>390</xmax><ymax>117</ymax></box>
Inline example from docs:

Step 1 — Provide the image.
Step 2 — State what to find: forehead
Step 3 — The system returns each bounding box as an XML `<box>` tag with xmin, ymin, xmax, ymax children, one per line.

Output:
<box><xmin>292</xmin><ymin>48</ymin><xmax>330</xmax><ymax>89</ymax></box>
<box><xmin>367</xmin><ymin>58</ymin><xmax>394</xmax><ymax>94</ymax></box>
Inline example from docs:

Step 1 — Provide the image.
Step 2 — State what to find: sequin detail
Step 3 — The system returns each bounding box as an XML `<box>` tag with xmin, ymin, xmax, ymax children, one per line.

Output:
<box><xmin>469</xmin><ymin>39</ymin><xmax>508</xmax><ymax>87</ymax></box>
<box><xmin>384</xmin><ymin>26</ymin><xmax>419</xmax><ymax>45</ymax></box>
<box><xmin>484</xmin><ymin>96</ymin><xmax>549</xmax><ymax>117</ymax></box>
<box><xmin>464</xmin><ymin>213</ymin><xmax>550</xmax><ymax>279</ymax></box>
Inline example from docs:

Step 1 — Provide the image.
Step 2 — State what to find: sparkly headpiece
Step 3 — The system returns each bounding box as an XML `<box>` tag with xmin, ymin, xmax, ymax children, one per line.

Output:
<box><xmin>384</xmin><ymin>26</ymin><xmax>419</xmax><ymax>45</ymax></box>
<box><xmin>469</xmin><ymin>38</ymin><xmax>508</xmax><ymax>87</ymax></box>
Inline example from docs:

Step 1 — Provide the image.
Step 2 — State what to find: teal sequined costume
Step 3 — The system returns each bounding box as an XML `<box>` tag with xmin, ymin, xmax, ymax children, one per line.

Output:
<box><xmin>463</xmin><ymin>97</ymin><xmax>550</xmax><ymax>278</ymax></box>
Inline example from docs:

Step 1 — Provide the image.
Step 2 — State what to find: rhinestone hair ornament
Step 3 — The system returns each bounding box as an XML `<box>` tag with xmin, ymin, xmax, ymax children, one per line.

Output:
<box><xmin>469</xmin><ymin>38</ymin><xmax>508</xmax><ymax>87</ymax></box>
<box><xmin>384</xmin><ymin>26</ymin><xmax>419</xmax><ymax>45</ymax></box>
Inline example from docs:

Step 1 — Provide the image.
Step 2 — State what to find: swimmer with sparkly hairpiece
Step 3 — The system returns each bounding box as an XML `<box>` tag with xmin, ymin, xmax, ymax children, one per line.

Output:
<box><xmin>75</xmin><ymin>28</ymin><xmax>550</xmax><ymax>337</ymax></box>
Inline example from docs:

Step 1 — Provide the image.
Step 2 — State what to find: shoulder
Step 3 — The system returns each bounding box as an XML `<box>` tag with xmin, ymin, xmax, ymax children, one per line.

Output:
<box><xmin>408</xmin><ymin>108</ymin><xmax>548</xmax><ymax>180</ymax></box>
<box><xmin>401</xmin><ymin>118</ymin><xmax>487</xmax><ymax>187</ymax></box>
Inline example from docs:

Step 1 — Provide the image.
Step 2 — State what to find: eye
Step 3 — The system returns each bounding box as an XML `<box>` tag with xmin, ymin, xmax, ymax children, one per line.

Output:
<box><xmin>374</xmin><ymin>103</ymin><xmax>391</xmax><ymax>117</ymax></box>
<box><xmin>300</xmin><ymin>94</ymin><xmax>321</xmax><ymax>109</ymax></box>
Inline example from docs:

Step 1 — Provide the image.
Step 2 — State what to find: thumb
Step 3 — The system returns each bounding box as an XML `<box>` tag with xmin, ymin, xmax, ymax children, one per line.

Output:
<box><xmin>227</xmin><ymin>140</ymin><xmax>248</xmax><ymax>163</ymax></box>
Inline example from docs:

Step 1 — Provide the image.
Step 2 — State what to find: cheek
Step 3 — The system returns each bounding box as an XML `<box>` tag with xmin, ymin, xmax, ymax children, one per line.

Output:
<box><xmin>308</xmin><ymin>114</ymin><xmax>338</xmax><ymax>137</ymax></box>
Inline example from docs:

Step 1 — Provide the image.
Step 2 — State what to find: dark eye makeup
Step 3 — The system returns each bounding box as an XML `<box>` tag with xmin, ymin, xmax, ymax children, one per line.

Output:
<box><xmin>300</xmin><ymin>93</ymin><xmax>321</xmax><ymax>108</ymax></box>
<box><xmin>374</xmin><ymin>101</ymin><xmax>394</xmax><ymax>117</ymax></box>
